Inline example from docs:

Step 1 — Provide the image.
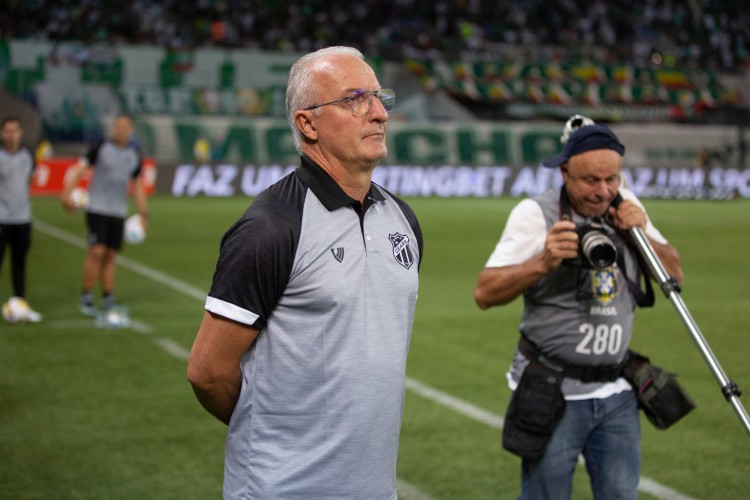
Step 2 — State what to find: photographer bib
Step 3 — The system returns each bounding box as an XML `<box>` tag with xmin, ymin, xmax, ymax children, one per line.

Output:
<box><xmin>518</xmin><ymin>187</ymin><xmax>641</xmax><ymax>368</ymax></box>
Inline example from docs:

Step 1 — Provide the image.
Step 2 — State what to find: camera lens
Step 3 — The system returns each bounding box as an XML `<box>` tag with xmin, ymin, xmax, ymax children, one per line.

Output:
<box><xmin>581</xmin><ymin>232</ymin><xmax>618</xmax><ymax>269</ymax></box>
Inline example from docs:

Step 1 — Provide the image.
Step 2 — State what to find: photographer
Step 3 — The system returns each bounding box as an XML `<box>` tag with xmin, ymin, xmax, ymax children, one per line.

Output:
<box><xmin>474</xmin><ymin>123</ymin><xmax>682</xmax><ymax>499</ymax></box>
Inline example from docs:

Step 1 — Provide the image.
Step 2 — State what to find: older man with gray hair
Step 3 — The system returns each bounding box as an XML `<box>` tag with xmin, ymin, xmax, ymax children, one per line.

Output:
<box><xmin>188</xmin><ymin>46</ymin><xmax>422</xmax><ymax>499</ymax></box>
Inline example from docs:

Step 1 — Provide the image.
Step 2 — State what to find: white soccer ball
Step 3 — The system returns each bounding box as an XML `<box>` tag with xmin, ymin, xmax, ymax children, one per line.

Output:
<box><xmin>96</xmin><ymin>305</ymin><xmax>132</xmax><ymax>329</ymax></box>
<box><xmin>69</xmin><ymin>187</ymin><xmax>89</xmax><ymax>211</ymax></box>
<box><xmin>560</xmin><ymin>114</ymin><xmax>595</xmax><ymax>144</ymax></box>
<box><xmin>2</xmin><ymin>297</ymin><xmax>32</xmax><ymax>324</ymax></box>
<box><xmin>124</xmin><ymin>214</ymin><xmax>146</xmax><ymax>244</ymax></box>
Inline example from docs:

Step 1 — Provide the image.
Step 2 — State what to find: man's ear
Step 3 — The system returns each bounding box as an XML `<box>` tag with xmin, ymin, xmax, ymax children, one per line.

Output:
<box><xmin>560</xmin><ymin>162</ymin><xmax>573</xmax><ymax>179</ymax></box>
<box><xmin>294</xmin><ymin>110</ymin><xmax>318</xmax><ymax>143</ymax></box>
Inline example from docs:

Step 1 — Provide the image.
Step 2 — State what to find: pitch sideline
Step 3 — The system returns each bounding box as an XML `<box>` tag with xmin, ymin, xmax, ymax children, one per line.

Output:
<box><xmin>33</xmin><ymin>219</ymin><xmax>697</xmax><ymax>500</ymax></box>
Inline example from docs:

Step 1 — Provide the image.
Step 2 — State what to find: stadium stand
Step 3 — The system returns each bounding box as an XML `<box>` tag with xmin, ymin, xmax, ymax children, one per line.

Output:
<box><xmin>0</xmin><ymin>0</ymin><xmax>750</xmax><ymax>72</ymax></box>
<box><xmin>1</xmin><ymin>0</ymin><xmax>748</xmax><ymax>125</ymax></box>
<box><xmin>3</xmin><ymin>1</ymin><xmax>748</xmax><ymax>71</ymax></box>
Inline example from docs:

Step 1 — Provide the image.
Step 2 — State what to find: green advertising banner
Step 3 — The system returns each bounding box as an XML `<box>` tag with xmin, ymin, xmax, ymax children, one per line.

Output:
<box><xmin>134</xmin><ymin>115</ymin><xmax>747</xmax><ymax>171</ymax></box>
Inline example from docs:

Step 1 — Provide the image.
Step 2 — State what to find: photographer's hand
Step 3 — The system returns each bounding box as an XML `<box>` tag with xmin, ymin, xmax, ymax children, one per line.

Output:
<box><xmin>543</xmin><ymin>221</ymin><xmax>579</xmax><ymax>272</ymax></box>
<box><xmin>609</xmin><ymin>200</ymin><xmax>646</xmax><ymax>231</ymax></box>
<box><xmin>609</xmin><ymin>199</ymin><xmax>683</xmax><ymax>284</ymax></box>
<box><xmin>475</xmin><ymin>220</ymin><xmax>579</xmax><ymax>309</ymax></box>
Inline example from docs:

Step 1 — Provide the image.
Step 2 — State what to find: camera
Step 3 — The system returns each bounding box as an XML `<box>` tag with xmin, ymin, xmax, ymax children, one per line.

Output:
<box><xmin>564</xmin><ymin>217</ymin><xmax>618</xmax><ymax>269</ymax></box>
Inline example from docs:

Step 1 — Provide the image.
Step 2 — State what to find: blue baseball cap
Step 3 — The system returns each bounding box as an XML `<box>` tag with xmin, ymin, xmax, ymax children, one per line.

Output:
<box><xmin>542</xmin><ymin>124</ymin><xmax>625</xmax><ymax>168</ymax></box>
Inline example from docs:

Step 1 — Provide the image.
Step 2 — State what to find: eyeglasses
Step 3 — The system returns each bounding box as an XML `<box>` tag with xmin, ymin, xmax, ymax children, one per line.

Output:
<box><xmin>303</xmin><ymin>89</ymin><xmax>395</xmax><ymax>115</ymax></box>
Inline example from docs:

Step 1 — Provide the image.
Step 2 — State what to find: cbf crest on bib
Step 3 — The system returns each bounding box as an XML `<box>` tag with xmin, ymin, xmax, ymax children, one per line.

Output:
<box><xmin>592</xmin><ymin>268</ymin><xmax>616</xmax><ymax>304</ymax></box>
<box><xmin>389</xmin><ymin>232</ymin><xmax>414</xmax><ymax>269</ymax></box>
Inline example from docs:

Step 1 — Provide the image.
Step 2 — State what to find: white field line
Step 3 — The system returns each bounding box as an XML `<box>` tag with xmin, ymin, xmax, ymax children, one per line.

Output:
<box><xmin>33</xmin><ymin>219</ymin><xmax>206</xmax><ymax>301</ymax></box>
<box><xmin>396</xmin><ymin>478</ymin><xmax>437</xmax><ymax>500</ymax></box>
<box><xmin>33</xmin><ymin>219</ymin><xmax>697</xmax><ymax>500</ymax></box>
<box><xmin>46</xmin><ymin>318</ymin><xmax>153</xmax><ymax>334</ymax></box>
<box><xmin>405</xmin><ymin>378</ymin><xmax>504</xmax><ymax>429</ymax></box>
<box><xmin>151</xmin><ymin>336</ymin><xmax>191</xmax><ymax>360</ymax></box>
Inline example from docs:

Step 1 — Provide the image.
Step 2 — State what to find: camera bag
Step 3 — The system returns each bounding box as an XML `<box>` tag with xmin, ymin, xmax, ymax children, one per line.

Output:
<box><xmin>502</xmin><ymin>360</ymin><xmax>566</xmax><ymax>460</ymax></box>
<box><xmin>623</xmin><ymin>350</ymin><xmax>696</xmax><ymax>429</ymax></box>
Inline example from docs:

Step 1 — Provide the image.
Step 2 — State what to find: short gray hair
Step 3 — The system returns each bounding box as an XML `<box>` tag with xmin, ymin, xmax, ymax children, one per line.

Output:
<box><xmin>286</xmin><ymin>46</ymin><xmax>365</xmax><ymax>154</ymax></box>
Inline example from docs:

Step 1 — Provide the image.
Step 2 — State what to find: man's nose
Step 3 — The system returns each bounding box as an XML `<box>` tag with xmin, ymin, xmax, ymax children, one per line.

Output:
<box><xmin>593</xmin><ymin>180</ymin><xmax>611</xmax><ymax>197</ymax></box>
<box><xmin>370</xmin><ymin>97</ymin><xmax>389</xmax><ymax>122</ymax></box>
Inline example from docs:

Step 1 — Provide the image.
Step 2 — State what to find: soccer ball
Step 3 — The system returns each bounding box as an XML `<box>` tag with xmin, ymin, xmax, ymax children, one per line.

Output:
<box><xmin>96</xmin><ymin>305</ymin><xmax>131</xmax><ymax>329</ymax></box>
<box><xmin>124</xmin><ymin>214</ymin><xmax>146</xmax><ymax>244</ymax></box>
<box><xmin>2</xmin><ymin>297</ymin><xmax>32</xmax><ymax>324</ymax></box>
<box><xmin>69</xmin><ymin>187</ymin><xmax>89</xmax><ymax>211</ymax></box>
<box><xmin>560</xmin><ymin>114</ymin><xmax>595</xmax><ymax>144</ymax></box>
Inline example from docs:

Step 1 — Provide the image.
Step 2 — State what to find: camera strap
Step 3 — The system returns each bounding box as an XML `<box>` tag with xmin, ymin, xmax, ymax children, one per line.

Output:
<box><xmin>558</xmin><ymin>187</ymin><xmax>654</xmax><ymax>307</ymax></box>
<box><xmin>618</xmin><ymin>252</ymin><xmax>655</xmax><ymax>307</ymax></box>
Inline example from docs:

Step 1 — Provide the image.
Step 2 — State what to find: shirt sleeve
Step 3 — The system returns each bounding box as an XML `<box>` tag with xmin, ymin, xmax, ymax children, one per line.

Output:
<box><xmin>205</xmin><ymin>175</ymin><xmax>304</xmax><ymax>328</ymax></box>
<box><xmin>84</xmin><ymin>140</ymin><xmax>104</xmax><ymax>167</ymax></box>
<box><xmin>130</xmin><ymin>149</ymin><xmax>143</xmax><ymax>179</ymax></box>
<box><xmin>485</xmin><ymin>198</ymin><xmax>547</xmax><ymax>268</ymax></box>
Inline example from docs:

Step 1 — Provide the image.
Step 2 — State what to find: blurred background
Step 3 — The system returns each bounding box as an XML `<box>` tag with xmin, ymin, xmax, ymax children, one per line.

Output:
<box><xmin>1</xmin><ymin>0</ymin><xmax>749</xmax><ymax>200</ymax></box>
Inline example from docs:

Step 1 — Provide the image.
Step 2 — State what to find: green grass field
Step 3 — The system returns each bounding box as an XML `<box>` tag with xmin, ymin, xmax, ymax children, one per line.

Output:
<box><xmin>1</xmin><ymin>195</ymin><xmax>749</xmax><ymax>499</ymax></box>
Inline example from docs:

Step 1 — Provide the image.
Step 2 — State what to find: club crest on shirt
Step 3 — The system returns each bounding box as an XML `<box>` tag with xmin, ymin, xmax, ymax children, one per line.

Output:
<box><xmin>389</xmin><ymin>232</ymin><xmax>414</xmax><ymax>269</ymax></box>
<box><xmin>592</xmin><ymin>268</ymin><xmax>616</xmax><ymax>304</ymax></box>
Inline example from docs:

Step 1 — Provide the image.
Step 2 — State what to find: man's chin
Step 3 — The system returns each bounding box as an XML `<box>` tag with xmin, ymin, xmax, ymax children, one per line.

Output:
<box><xmin>366</xmin><ymin>145</ymin><xmax>388</xmax><ymax>163</ymax></box>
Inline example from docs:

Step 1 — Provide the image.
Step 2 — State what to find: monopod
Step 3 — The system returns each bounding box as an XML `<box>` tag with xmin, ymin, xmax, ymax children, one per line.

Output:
<box><xmin>617</xmin><ymin>194</ymin><xmax>750</xmax><ymax>436</ymax></box>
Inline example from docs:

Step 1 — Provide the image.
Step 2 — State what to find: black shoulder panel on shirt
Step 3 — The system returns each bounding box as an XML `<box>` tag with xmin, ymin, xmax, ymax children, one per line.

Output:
<box><xmin>209</xmin><ymin>171</ymin><xmax>308</xmax><ymax>328</ymax></box>
<box><xmin>131</xmin><ymin>148</ymin><xmax>144</xmax><ymax>179</ymax></box>
<box><xmin>85</xmin><ymin>139</ymin><xmax>106</xmax><ymax>166</ymax></box>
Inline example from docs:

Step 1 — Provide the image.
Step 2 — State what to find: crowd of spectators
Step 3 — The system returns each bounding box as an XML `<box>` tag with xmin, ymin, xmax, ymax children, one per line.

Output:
<box><xmin>2</xmin><ymin>0</ymin><xmax>749</xmax><ymax>73</ymax></box>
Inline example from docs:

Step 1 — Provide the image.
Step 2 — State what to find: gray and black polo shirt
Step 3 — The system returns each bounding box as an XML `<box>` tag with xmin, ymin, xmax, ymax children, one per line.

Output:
<box><xmin>0</xmin><ymin>146</ymin><xmax>34</xmax><ymax>224</ymax></box>
<box><xmin>206</xmin><ymin>156</ymin><xmax>422</xmax><ymax>500</ymax></box>
<box><xmin>84</xmin><ymin>139</ymin><xmax>142</xmax><ymax>219</ymax></box>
